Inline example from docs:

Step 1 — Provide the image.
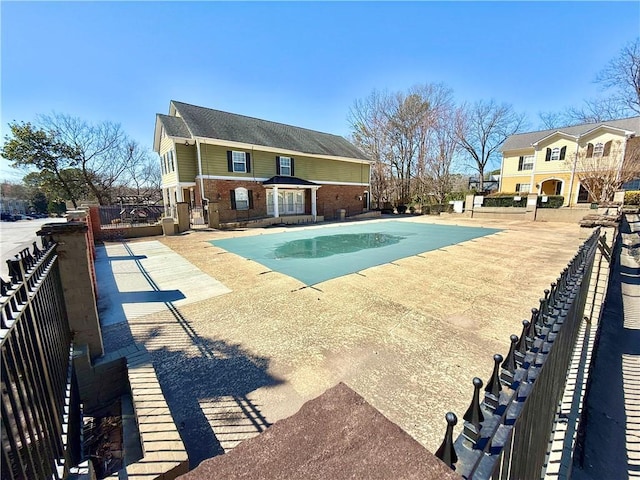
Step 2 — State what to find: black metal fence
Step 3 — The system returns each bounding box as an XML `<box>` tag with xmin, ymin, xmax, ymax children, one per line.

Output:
<box><xmin>1</xmin><ymin>237</ymin><xmax>81</xmax><ymax>479</ymax></box>
<box><xmin>436</xmin><ymin>227</ymin><xmax>601</xmax><ymax>479</ymax></box>
<box><xmin>98</xmin><ymin>204</ymin><xmax>164</xmax><ymax>228</ymax></box>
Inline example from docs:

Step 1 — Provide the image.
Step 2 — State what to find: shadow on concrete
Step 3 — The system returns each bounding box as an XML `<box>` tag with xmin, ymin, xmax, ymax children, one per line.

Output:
<box><xmin>95</xmin><ymin>245</ymin><xmax>186</xmax><ymax>326</ymax></box>
<box><xmin>98</xmin><ymin>241</ymin><xmax>282</xmax><ymax>468</ymax></box>
<box><xmin>573</xmin><ymin>217</ymin><xmax>640</xmax><ymax>479</ymax></box>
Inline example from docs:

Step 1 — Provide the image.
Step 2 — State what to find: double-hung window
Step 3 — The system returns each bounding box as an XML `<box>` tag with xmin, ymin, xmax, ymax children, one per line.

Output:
<box><xmin>232</xmin><ymin>151</ymin><xmax>247</xmax><ymax>172</ymax></box>
<box><xmin>518</xmin><ymin>155</ymin><xmax>534</xmax><ymax>171</ymax></box>
<box><xmin>515</xmin><ymin>183</ymin><xmax>531</xmax><ymax>193</ymax></box>
<box><xmin>276</xmin><ymin>156</ymin><xmax>294</xmax><ymax>176</ymax></box>
<box><xmin>279</xmin><ymin>157</ymin><xmax>291</xmax><ymax>176</ymax></box>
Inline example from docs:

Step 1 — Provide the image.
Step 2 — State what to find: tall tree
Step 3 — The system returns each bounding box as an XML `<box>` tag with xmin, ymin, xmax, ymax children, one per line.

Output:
<box><xmin>38</xmin><ymin>113</ymin><xmax>141</xmax><ymax>205</ymax></box>
<box><xmin>1</xmin><ymin>122</ymin><xmax>82</xmax><ymax>207</ymax></box>
<box><xmin>421</xmin><ymin>110</ymin><xmax>459</xmax><ymax>204</ymax></box>
<box><xmin>455</xmin><ymin>100</ymin><xmax>526</xmax><ymax>192</ymax></box>
<box><xmin>349</xmin><ymin>83</ymin><xmax>454</xmax><ymax>206</ymax></box>
<box><xmin>596</xmin><ymin>37</ymin><xmax>640</xmax><ymax>115</ymax></box>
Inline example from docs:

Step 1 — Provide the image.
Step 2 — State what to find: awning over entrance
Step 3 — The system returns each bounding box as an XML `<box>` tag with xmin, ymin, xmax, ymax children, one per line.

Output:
<box><xmin>262</xmin><ymin>176</ymin><xmax>320</xmax><ymax>220</ymax></box>
<box><xmin>262</xmin><ymin>176</ymin><xmax>319</xmax><ymax>187</ymax></box>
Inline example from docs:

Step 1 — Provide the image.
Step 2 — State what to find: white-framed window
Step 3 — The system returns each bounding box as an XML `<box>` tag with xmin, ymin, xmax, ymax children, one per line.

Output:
<box><xmin>593</xmin><ymin>142</ymin><xmax>604</xmax><ymax>157</ymax></box>
<box><xmin>234</xmin><ymin>187</ymin><xmax>249</xmax><ymax>210</ymax></box>
<box><xmin>279</xmin><ymin>156</ymin><xmax>292</xmax><ymax>176</ymax></box>
<box><xmin>550</xmin><ymin>147</ymin><xmax>560</xmax><ymax>161</ymax></box>
<box><xmin>232</xmin><ymin>151</ymin><xmax>247</xmax><ymax>173</ymax></box>
<box><xmin>515</xmin><ymin>183</ymin><xmax>531</xmax><ymax>193</ymax></box>
<box><xmin>518</xmin><ymin>155</ymin><xmax>534</xmax><ymax>171</ymax></box>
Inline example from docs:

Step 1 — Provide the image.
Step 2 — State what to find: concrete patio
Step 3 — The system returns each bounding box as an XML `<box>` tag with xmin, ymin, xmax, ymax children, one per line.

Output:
<box><xmin>97</xmin><ymin>215</ymin><xmax>592</xmax><ymax>468</ymax></box>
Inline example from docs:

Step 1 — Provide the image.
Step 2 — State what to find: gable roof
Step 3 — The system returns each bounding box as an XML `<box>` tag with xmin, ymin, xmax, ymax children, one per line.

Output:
<box><xmin>502</xmin><ymin>116</ymin><xmax>640</xmax><ymax>151</ymax></box>
<box><xmin>157</xmin><ymin>100</ymin><xmax>368</xmax><ymax>161</ymax></box>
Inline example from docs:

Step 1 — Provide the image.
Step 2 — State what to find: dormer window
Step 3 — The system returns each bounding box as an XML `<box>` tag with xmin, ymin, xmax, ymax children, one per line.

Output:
<box><xmin>587</xmin><ymin>140</ymin><xmax>612</xmax><ymax>158</ymax></box>
<box><xmin>545</xmin><ymin>146</ymin><xmax>566</xmax><ymax>161</ymax></box>
<box><xmin>593</xmin><ymin>143</ymin><xmax>604</xmax><ymax>157</ymax></box>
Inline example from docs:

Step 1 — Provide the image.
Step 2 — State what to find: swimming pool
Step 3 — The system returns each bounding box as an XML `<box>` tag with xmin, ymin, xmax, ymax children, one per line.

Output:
<box><xmin>211</xmin><ymin>220</ymin><xmax>500</xmax><ymax>286</ymax></box>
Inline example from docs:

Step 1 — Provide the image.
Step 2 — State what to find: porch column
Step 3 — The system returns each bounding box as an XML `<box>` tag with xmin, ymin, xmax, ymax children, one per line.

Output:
<box><xmin>273</xmin><ymin>186</ymin><xmax>279</xmax><ymax>218</ymax></box>
<box><xmin>311</xmin><ymin>187</ymin><xmax>317</xmax><ymax>221</ymax></box>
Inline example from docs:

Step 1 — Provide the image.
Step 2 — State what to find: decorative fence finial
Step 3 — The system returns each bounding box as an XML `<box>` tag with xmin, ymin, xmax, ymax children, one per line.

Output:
<box><xmin>462</xmin><ymin>377</ymin><xmax>484</xmax><ymax>445</ymax></box>
<box><xmin>436</xmin><ymin>412</ymin><xmax>458</xmax><ymax>469</ymax></box>
<box><xmin>484</xmin><ymin>354</ymin><xmax>503</xmax><ymax>410</ymax></box>
<box><xmin>515</xmin><ymin>320</ymin><xmax>529</xmax><ymax>363</ymax></box>
<box><xmin>500</xmin><ymin>335</ymin><xmax>518</xmax><ymax>385</ymax></box>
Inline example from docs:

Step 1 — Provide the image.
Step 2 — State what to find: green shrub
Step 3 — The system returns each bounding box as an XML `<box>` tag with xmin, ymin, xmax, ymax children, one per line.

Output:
<box><xmin>483</xmin><ymin>195</ymin><xmax>527</xmax><ymax>208</ymax></box>
<box><xmin>537</xmin><ymin>195</ymin><xmax>564</xmax><ymax>208</ymax></box>
<box><xmin>625</xmin><ymin>190</ymin><xmax>640</xmax><ymax>205</ymax></box>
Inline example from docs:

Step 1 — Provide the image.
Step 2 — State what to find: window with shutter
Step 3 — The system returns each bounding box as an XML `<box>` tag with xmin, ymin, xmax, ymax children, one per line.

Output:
<box><xmin>593</xmin><ymin>143</ymin><xmax>604</xmax><ymax>157</ymax></box>
<box><xmin>279</xmin><ymin>156</ymin><xmax>292</xmax><ymax>176</ymax></box>
<box><xmin>230</xmin><ymin>151</ymin><xmax>247</xmax><ymax>173</ymax></box>
<box><xmin>234</xmin><ymin>187</ymin><xmax>249</xmax><ymax>210</ymax></box>
<box><xmin>550</xmin><ymin>147</ymin><xmax>561</xmax><ymax>161</ymax></box>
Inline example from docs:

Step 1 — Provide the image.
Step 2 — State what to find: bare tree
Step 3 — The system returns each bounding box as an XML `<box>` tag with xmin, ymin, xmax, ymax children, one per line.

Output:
<box><xmin>569</xmin><ymin>138</ymin><xmax>640</xmax><ymax>203</ymax></box>
<box><xmin>115</xmin><ymin>146</ymin><xmax>162</xmax><ymax>201</ymax></box>
<box><xmin>455</xmin><ymin>100</ymin><xmax>526</xmax><ymax>192</ymax></box>
<box><xmin>596</xmin><ymin>37</ymin><xmax>640</xmax><ymax>115</ymax></box>
<box><xmin>39</xmin><ymin>113</ymin><xmax>144</xmax><ymax>205</ymax></box>
<box><xmin>539</xmin><ymin>97</ymin><xmax>631</xmax><ymax>129</ymax></box>
<box><xmin>538</xmin><ymin>38</ymin><xmax>640</xmax><ymax>128</ymax></box>
<box><xmin>416</xmin><ymin>108</ymin><xmax>459</xmax><ymax>204</ymax></box>
<box><xmin>349</xmin><ymin>83</ymin><xmax>454</xmax><ymax>207</ymax></box>
<box><xmin>349</xmin><ymin>90</ymin><xmax>393</xmax><ymax>207</ymax></box>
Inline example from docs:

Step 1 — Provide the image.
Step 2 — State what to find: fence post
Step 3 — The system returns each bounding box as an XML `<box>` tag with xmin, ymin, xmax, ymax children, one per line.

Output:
<box><xmin>37</xmin><ymin>222</ymin><xmax>104</xmax><ymax>359</ymax></box>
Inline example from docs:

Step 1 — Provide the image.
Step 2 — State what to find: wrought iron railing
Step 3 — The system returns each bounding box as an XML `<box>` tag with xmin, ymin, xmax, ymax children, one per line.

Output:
<box><xmin>436</xmin><ymin>227</ymin><xmax>601</xmax><ymax>479</ymax></box>
<box><xmin>1</xmin><ymin>236</ymin><xmax>81</xmax><ymax>480</ymax></box>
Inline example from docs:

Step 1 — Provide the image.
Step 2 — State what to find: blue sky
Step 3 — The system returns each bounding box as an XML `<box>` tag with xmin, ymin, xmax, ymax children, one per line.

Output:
<box><xmin>2</xmin><ymin>1</ymin><xmax>639</xmax><ymax>182</ymax></box>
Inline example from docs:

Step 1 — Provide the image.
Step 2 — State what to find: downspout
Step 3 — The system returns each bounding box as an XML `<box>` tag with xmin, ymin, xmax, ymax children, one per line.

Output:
<box><xmin>567</xmin><ymin>139</ymin><xmax>580</xmax><ymax>207</ymax></box>
<box><xmin>196</xmin><ymin>139</ymin><xmax>210</xmax><ymax>208</ymax></box>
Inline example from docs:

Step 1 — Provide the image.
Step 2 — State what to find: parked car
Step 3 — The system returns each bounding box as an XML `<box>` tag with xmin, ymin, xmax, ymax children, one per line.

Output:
<box><xmin>1</xmin><ymin>212</ymin><xmax>17</xmax><ymax>221</ymax></box>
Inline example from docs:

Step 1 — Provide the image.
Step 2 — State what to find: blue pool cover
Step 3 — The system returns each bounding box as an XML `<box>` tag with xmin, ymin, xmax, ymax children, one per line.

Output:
<box><xmin>211</xmin><ymin>221</ymin><xmax>500</xmax><ymax>286</ymax></box>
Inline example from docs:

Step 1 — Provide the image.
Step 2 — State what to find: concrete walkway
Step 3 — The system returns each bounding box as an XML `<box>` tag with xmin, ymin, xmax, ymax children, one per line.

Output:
<box><xmin>573</xmin><ymin>214</ymin><xmax>640</xmax><ymax>479</ymax></box>
<box><xmin>96</xmin><ymin>240</ymin><xmax>231</xmax><ymax>326</ymax></box>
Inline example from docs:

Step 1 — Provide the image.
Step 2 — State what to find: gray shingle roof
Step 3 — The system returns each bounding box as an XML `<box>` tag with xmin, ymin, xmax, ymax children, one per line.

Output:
<box><xmin>157</xmin><ymin>114</ymin><xmax>191</xmax><ymax>138</ymax></box>
<box><xmin>168</xmin><ymin>101</ymin><xmax>368</xmax><ymax>160</ymax></box>
<box><xmin>502</xmin><ymin>116</ymin><xmax>640</xmax><ymax>151</ymax></box>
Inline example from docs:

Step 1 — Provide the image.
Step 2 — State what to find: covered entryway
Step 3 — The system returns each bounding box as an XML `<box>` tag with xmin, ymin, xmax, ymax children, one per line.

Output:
<box><xmin>540</xmin><ymin>179</ymin><xmax>563</xmax><ymax>196</ymax></box>
<box><xmin>263</xmin><ymin>176</ymin><xmax>320</xmax><ymax>221</ymax></box>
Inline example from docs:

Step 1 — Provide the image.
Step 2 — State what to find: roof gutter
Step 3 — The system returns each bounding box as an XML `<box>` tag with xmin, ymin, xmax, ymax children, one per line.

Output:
<box><xmin>195</xmin><ymin>140</ymin><xmax>210</xmax><ymax>206</ymax></box>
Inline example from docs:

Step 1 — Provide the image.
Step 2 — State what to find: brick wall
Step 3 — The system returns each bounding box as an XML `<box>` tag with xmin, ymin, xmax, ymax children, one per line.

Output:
<box><xmin>200</xmin><ymin>179</ymin><xmax>368</xmax><ymax>222</ymax></box>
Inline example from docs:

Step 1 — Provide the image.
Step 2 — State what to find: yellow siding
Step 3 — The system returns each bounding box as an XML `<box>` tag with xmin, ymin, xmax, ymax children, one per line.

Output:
<box><xmin>500</xmin><ymin>176</ymin><xmax>532</xmax><ymax>193</ymax></box>
<box><xmin>159</xmin><ymin>136</ymin><xmax>173</xmax><ymax>155</ymax></box>
<box><xmin>502</xmin><ymin>148</ymin><xmax>535</xmax><ymax>176</ymax></box>
<box><xmin>199</xmin><ymin>144</ymin><xmax>370</xmax><ymax>184</ymax></box>
<box><xmin>175</xmin><ymin>144</ymin><xmax>197</xmax><ymax>183</ymax></box>
<box><xmin>532</xmin><ymin>137</ymin><xmax>575</xmax><ymax>173</ymax></box>
<box><xmin>162</xmin><ymin>171</ymin><xmax>177</xmax><ymax>185</ymax></box>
